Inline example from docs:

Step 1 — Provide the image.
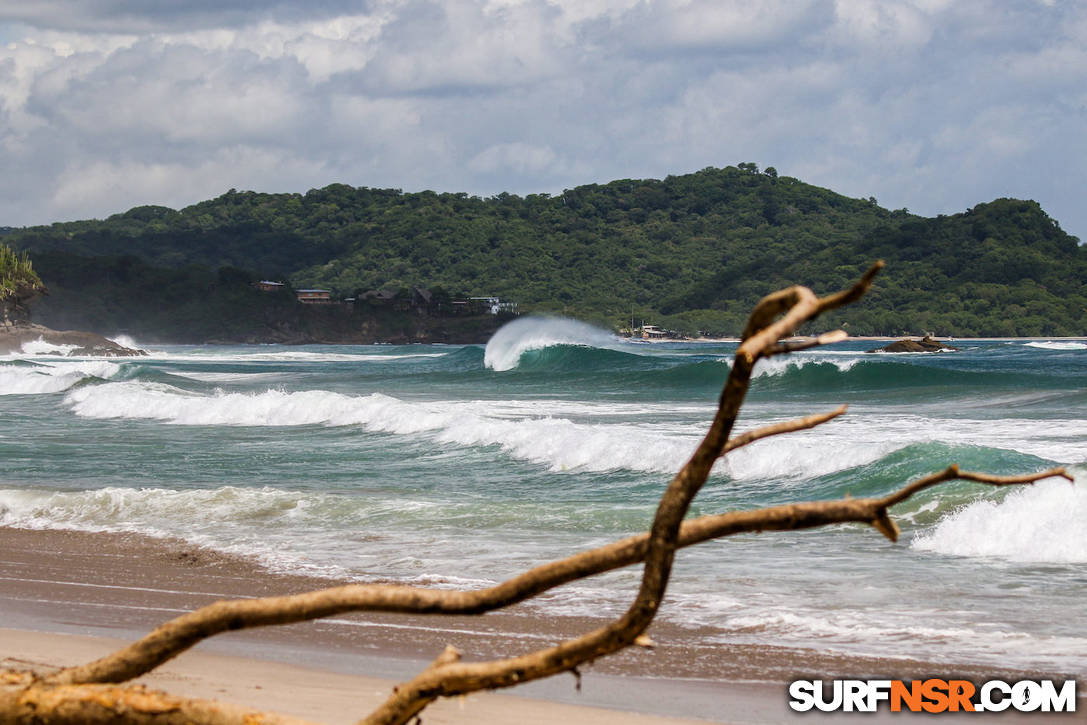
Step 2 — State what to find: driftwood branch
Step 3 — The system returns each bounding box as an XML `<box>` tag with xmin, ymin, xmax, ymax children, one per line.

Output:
<box><xmin>0</xmin><ymin>671</ymin><xmax>317</xmax><ymax>725</ymax></box>
<box><xmin>2</xmin><ymin>258</ymin><xmax>1065</xmax><ymax>725</ymax></box>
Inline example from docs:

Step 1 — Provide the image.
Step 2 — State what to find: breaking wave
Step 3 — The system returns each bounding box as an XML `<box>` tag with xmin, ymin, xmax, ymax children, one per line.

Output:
<box><xmin>484</xmin><ymin>316</ymin><xmax>628</xmax><ymax>371</ymax></box>
<box><xmin>107</xmin><ymin>334</ymin><xmax>143</xmax><ymax>350</ymax></box>
<box><xmin>60</xmin><ymin>382</ymin><xmax>922</xmax><ymax>479</ymax></box>
<box><xmin>912</xmin><ymin>469</ymin><xmax>1087</xmax><ymax>563</ymax></box>
<box><xmin>17</xmin><ymin>337</ymin><xmax>80</xmax><ymax>356</ymax></box>
<box><xmin>64</xmin><ymin>383</ymin><xmax>696</xmax><ymax>473</ymax></box>
<box><xmin>1024</xmin><ymin>341</ymin><xmax>1087</xmax><ymax>351</ymax></box>
<box><xmin>0</xmin><ymin>360</ymin><xmax>122</xmax><ymax>395</ymax></box>
<box><xmin>751</xmin><ymin>358</ymin><xmax>1036</xmax><ymax>392</ymax></box>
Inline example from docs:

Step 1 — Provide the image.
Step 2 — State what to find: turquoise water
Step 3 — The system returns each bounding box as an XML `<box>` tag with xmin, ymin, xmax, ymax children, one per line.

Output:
<box><xmin>1</xmin><ymin>320</ymin><xmax>1085</xmax><ymax>674</ymax></box>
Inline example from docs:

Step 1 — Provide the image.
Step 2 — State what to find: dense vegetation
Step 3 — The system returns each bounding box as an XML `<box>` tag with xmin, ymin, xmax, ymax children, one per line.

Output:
<box><xmin>6</xmin><ymin>165</ymin><xmax>1086</xmax><ymax>338</ymax></box>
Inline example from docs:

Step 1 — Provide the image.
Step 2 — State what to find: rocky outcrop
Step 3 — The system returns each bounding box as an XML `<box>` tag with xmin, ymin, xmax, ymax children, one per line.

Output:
<box><xmin>0</xmin><ymin>322</ymin><xmax>147</xmax><ymax>356</ymax></box>
<box><xmin>868</xmin><ymin>335</ymin><xmax>958</xmax><ymax>353</ymax></box>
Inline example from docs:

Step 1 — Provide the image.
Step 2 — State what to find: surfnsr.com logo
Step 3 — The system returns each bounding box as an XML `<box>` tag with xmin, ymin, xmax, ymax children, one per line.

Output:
<box><xmin>789</xmin><ymin>679</ymin><xmax>1077</xmax><ymax>713</ymax></box>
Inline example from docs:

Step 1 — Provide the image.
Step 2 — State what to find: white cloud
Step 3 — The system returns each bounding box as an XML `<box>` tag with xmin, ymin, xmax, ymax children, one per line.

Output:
<box><xmin>832</xmin><ymin>0</ymin><xmax>935</xmax><ymax>47</ymax></box>
<box><xmin>468</xmin><ymin>142</ymin><xmax>558</xmax><ymax>175</ymax></box>
<box><xmin>50</xmin><ymin>149</ymin><xmax>330</xmax><ymax>222</ymax></box>
<box><xmin>0</xmin><ymin>0</ymin><xmax>1083</xmax><ymax>242</ymax></box>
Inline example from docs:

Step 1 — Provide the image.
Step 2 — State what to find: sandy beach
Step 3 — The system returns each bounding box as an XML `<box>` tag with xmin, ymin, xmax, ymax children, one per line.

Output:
<box><xmin>1</xmin><ymin>525</ymin><xmax>1081</xmax><ymax>724</ymax></box>
<box><xmin>2</xmin><ymin>628</ymin><xmax>719</xmax><ymax>725</ymax></box>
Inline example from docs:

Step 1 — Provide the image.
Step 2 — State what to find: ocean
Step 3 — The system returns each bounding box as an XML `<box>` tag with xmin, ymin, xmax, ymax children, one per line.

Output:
<box><xmin>2</xmin><ymin>318</ymin><xmax>1085</xmax><ymax>677</ymax></box>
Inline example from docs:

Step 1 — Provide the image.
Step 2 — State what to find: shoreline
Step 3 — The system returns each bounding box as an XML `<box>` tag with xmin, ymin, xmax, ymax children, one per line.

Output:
<box><xmin>2</xmin><ymin>525</ymin><xmax>1081</xmax><ymax>723</ymax></box>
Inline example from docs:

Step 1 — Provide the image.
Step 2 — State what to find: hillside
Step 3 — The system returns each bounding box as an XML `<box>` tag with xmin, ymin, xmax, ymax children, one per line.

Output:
<box><xmin>5</xmin><ymin>165</ymin><xmax>1085</xmax><ymax>338</ymax></box>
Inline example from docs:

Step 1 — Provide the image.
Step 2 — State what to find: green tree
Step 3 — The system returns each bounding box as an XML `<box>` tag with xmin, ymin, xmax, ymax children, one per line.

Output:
<box><xmin>0</xmin><ymin>242</ymin><xmax>46</xmax><ymax>324</ymax></box>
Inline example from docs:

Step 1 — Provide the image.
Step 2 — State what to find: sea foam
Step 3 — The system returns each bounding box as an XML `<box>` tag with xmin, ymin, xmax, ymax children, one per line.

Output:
<box><xmin>19</xmin><ymin>337</ymin><xmax>80</xmax><ymax>356</ymax></box>
<box><xmin>106</xmin><ymin>334</ymin><xmax>142</xmax><ymax>350</ymax></box>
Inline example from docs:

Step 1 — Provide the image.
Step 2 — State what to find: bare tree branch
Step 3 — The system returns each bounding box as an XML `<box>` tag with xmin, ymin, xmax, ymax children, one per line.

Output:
<box><xmin>765</xmin><ymin>329</ymin><xmax>848</xmax><ymax>356</ymax></box>
<box><xmin>879</xmin><ymin>464</ymin><xmax>1074</xmax><ymax>509</ymax></box>
<box><xmin>721</xmin><ymin>406</ymin><xmax>847</xmax><ymax>458</ymax></box>
<box><xmin>361</xmin><ymin>263</ymin><xmax>890</xmax><ymax>725</ymax></box>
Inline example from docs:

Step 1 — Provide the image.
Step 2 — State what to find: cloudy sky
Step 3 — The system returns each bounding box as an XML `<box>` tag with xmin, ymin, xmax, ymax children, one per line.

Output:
<box><xmin>1</xmin><ymin>0</ymin><xmax>1084</xmax><ymax>238</ymax></box>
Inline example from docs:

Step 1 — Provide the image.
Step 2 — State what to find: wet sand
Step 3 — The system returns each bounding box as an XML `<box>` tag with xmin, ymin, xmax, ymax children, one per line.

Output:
<box><xmin>0</xmin><ymin>526</ymin><xmax>1080</xmax><ymax>723</ymax></box>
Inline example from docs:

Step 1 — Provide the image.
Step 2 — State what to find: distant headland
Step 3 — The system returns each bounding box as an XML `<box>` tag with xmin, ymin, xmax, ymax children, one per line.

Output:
<box><xmin>2</xmin><ymin>165</ymin><xmax>1084</xmax><ymax>343</ymax></box>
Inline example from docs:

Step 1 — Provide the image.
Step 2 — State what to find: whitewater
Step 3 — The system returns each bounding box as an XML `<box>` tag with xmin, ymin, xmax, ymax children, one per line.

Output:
<box><xmin>1</xmin><ymin>320</ymin><xmax>1085</xmax><ymax>674</ymax></box>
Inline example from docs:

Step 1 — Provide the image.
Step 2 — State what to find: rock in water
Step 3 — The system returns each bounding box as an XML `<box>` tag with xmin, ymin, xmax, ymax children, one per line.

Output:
<box><xmin>868</xmin><ymin>335</ymin><xmax>958</xmax><ymax>353</ymax></box>
<box><xmin>0</xmin><ymin>323</ymin><xmax>147</xmax><ymax>356</ymax></box>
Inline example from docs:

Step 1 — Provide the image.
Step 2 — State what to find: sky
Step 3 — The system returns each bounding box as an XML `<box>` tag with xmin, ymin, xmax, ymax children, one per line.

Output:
<box><xmin>0</xmin><ymin>0</ymin><xmax>1084</xmax><ymax>239</ymax></box>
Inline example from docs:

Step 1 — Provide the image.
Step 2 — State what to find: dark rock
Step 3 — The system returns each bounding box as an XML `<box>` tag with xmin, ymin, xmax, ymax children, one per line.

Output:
<box><xmin>66</xmin><ymin>344</ymin><xmax>147</xmax><ymax>357</ymax></box>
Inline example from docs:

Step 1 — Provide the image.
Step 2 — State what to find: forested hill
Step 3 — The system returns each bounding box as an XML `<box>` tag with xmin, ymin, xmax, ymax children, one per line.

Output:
<box><xmin>7</xmin><ymin>165</ymin><xmax>1086</xmax><ymax>337</ymax></box>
